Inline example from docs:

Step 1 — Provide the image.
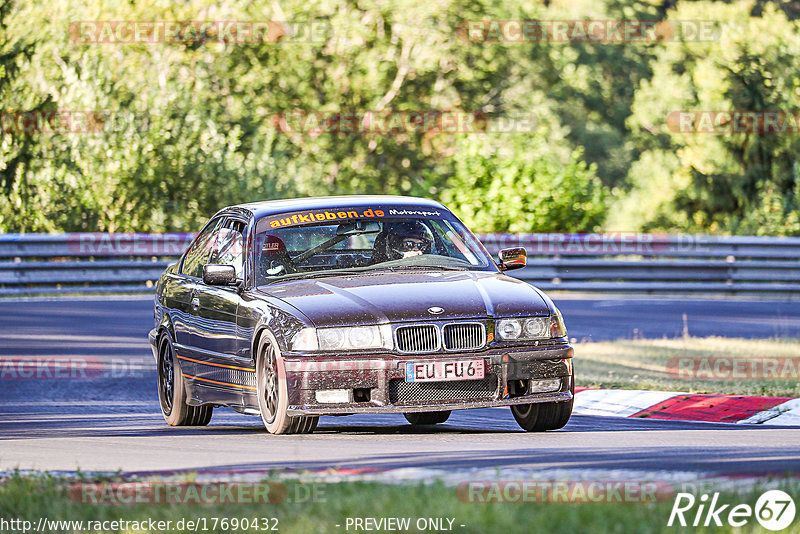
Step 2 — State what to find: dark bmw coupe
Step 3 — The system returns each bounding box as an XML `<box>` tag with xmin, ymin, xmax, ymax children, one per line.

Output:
<box><xmin>149</xmin><ymin>196</ymin><xmax>574</xmax><ymax>434</ymax></box>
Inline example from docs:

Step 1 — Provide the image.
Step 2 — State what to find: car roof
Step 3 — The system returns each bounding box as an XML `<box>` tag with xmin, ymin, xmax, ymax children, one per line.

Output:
<box><xmin>220</xmin><ymin>195</ymin><xmax>449</xmax><ymax>220</ymax></box>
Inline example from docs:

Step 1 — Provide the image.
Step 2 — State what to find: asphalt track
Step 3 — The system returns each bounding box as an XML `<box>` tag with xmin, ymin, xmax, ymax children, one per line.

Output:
<box><xmin>1</xmin><ymin>296</ymin><xmax>800</xmax><ymax>476</ymax></box>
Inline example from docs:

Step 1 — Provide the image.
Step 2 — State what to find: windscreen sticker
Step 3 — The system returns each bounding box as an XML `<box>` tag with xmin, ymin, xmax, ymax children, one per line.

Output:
<box><xmin>386</xmin><ymin>208</ymin><xmax>443</xmax><ymax>217</ymax></box>
<box><xmin>259</xmin><ymin>206</ymin><xmax>449</xmax><ymax>231</ymax></box>
<box><xmin>267</xmin><ymin>208</ymin><xmax>385</xmax><ymax>229</ymax></box>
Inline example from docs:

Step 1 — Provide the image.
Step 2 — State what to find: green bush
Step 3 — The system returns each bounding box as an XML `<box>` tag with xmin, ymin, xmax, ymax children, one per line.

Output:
<box><xmin>441</xmin><ymin>133</ymin><xmax>607</xmax><ymax>232</ymax></box>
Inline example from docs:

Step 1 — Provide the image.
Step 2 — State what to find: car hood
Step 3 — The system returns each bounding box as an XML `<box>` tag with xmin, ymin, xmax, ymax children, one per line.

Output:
<box><xmin>257</xmin><ymin>270</ymin><xmax>552</xmax><ymax>327</ymax></box>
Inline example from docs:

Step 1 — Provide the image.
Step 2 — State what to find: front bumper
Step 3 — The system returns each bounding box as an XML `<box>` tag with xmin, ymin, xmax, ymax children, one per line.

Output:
<box><xmin>148</xmin><ymin>328</ymin><xmax>158</xmax><ymax>361</ymax></box>
<box><xmin>275</xmin><ymin>344</ymin><xmax>573</xmax><ymax>416</ymax></box>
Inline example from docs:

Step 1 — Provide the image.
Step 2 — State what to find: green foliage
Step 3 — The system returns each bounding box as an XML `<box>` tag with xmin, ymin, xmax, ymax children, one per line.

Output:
<box><xmin>0</xmin><ymin>0</ymin><xmax>45</xmax><ymax>230</ymax></box>
<box><xmin>523</xmin><ymin>0</ymin><xmax>660</xmax><ymax>188</ymax></box>
<box><xmin>617</xmin><ymin>0</ymin><xmax>800</xmax><ymax>235</ymax></box>
<box><xmin>4</xmin><ymin>473</ymin><xmax>800</xmax><ymax>534</ymax></box>
<box><xmin>1</xmin><ymin>0</ymin><xmax>550</xmax><ymax>232</ymax></box>
<box><xmin>442</xmin><ymin>131</ymin><xmax>606</xmax><ymax>233</ymax></box>
<box><xmin>1</xmin><ymin>0</ymin><xmax>800</xmax><ymax>235</ymax></box>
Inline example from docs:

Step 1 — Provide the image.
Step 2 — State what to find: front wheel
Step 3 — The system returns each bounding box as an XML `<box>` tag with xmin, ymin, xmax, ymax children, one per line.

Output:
<box><xmin>157</xmin><ymin>330</ymin><xmax>212</xmax><ymax>426</ymax></box>
<box><xmin>256</xmin><ymin>331</ymin><xmax>318</xmax><ymax>435</ymax></box>
<box><xmin>510</xmin><ymin>398</ymin><xmax>572</xmax><ymax>432</ymax></box>
<box><xmin>404</xmin><ymin>411</ymin><xmax>451</xmax><ymax>425</ymax></box>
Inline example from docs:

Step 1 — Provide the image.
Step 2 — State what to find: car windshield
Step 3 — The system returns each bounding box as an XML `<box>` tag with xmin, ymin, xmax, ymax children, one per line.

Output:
<box><xmin>253</xmin><ymin>208</ymin><xmax>495</xmax><ymax>284</ymax></box>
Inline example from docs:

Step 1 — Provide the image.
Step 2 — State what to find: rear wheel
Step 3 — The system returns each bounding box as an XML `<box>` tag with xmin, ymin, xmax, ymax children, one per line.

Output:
<box><xmin>404</xmin><ymin>411</ymin><xmax>451</xmax><ymax>425</ymax></box>
<box><xmin>157</xmin><ymin>331</ymin><xmax>212</xmax><ymax>426</ymax></box>
<box><xmin>510</xmin><ymin>398</ymin><xmax>572</xmax><ymax>432</ymax></box>
<box><xmin>256</xmin><ymin>331</ymin><xmax>318</xmax><ymax>435</ymax></box>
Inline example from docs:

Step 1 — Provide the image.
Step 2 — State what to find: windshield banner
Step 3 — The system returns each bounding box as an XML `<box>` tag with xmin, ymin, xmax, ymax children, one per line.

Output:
<box><xmin>258</xmin><ymin>206</ymin><xmax>449</xmax><ymax>231</ymax></box>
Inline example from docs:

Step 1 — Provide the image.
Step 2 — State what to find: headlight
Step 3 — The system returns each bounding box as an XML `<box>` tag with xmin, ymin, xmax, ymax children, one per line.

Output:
<box><xmin>291</xmin><ymin>325</ymin><xmax>393</xmax><ymax>351</ymax></box>
<box><xmin>347</xmin><ymin>326</ymin><xmax>381</xmax><ymax>347</ymax></box>
<box><xmin>318</xmin><ymin>328</ymin><xmax>346</xmax><ymax>349</ymax></box>
<box><xmin>523</xmin><ymin>317</ymin><xmax>549</xmax><ymax>338</ymax></box>
<box><xmin>497</xmin><ymin>319</ymin><xmax>522</xmax><ymax>340</ymax></box>
<box><xmin>496</xmin><ymin>314</ymin><xmax>567</xmax><ymax>341</ymax></box>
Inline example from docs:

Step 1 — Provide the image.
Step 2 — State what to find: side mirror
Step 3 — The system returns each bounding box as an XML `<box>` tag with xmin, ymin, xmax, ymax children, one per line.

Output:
<box><xmin>202</xmin><ymin>264</ymin><xmax>237</xmax><ymax>286</ymax></box>
<box><xmin>498</xmin><ymin>247</ymin><xmax>527</xmax><ymax>271</ymax></box>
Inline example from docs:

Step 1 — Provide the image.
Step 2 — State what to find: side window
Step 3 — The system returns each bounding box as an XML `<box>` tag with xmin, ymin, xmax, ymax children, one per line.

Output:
<box><xmin>181</xmin><ymin>218</ymin><xmax>223</xmax><ymax>278</ymax></box>
<box><xmin>208</xmin><ymin>219</ymin><xmax>246</xmax><ymax>279</ymax></box>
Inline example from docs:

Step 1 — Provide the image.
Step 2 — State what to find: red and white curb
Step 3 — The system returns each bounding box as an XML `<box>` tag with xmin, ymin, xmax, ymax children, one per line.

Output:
<box><xmin>573</xmin><ymin>388</ymin><xmax>800</xmax><ymax>425</ymax></box>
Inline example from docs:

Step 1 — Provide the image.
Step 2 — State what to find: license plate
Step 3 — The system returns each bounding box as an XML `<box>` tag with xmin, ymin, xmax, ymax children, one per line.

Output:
<box><xmin>404</xmin><ymin>359</ymin><xmax>485</xmax><ymax>382</ymax></box>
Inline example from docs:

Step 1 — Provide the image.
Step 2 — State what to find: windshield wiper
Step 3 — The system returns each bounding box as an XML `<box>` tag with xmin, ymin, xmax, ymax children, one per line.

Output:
<box><xmin>262</xmin><ymin>267</ymin><xmax>373</xmax><ymax>284</ymax></box>
<box><xmin>381</xmin><ymin>264</ymin><xmax>468</xmax><ymax>272</ymax></box>
<box><xmin>262</xmin><ymin>263</ymin><xmax>470</xmax><ymax>284</ymax></box>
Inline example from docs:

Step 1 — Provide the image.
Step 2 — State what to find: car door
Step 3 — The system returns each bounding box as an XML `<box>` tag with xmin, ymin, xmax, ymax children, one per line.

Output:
<box><xmin>189</xmin><ymin>216</ymin><xmax>255</xmax><ymax>400</ymax></box>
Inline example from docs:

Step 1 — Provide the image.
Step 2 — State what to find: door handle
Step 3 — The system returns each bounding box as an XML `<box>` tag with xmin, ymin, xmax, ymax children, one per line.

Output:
<box><xmin>191</xmin><ymin>297</ymin><xmax>200</xmax><ymax>310</ymax></box>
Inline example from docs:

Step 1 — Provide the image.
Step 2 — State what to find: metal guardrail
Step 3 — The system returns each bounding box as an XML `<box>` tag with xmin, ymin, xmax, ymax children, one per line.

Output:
<box><xmin>477</xmin><ymin>233</ymin><xmax>800</xmax><ymax>294</ymax></box>
<box><xmin>0</xmin><ymin>233</ymin><xmax>192</xmax><ymax>295</ymax></box>
<box><xmin>1</xmin><ymin>232</ymin><xmax>800</xmax><ymax>295</ymax></box>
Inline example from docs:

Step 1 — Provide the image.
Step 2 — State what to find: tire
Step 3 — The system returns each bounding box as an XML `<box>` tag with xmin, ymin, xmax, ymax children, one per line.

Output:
<box><xmin>157</xmin><ymin>330</ymin><xmax>213</xmax><ymax>427</ymax></box>
<box><xmin>256</xmin><ymin>331</ymin><xmax>318</xmax><ymax>435</ymax></box>
<box><xmin>404</xmin><ymin>411</ymin><xmax>451</xmax><ymax>425</ymax></box>
<box><xmin>510</xmin><ymin>397</ymin><xmax>572</xmax><ymax>432</ymax></box>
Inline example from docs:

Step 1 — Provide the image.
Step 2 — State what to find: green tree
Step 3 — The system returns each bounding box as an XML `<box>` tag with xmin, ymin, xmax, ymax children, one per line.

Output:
<box><xmin>441</xmin><ymin>131</ymin><xmax>606</xmax><ymax>233</ymax></box>
<box><xmin>0</xmin><ymin>0</ymin><xmax>46</xmax><ymax>231</ymax></box>
<box><xmin>1</xmin><ymin>0</ymin><xmax>542</xmax><ymax>231</ymax></box>
<box><xmin>616</xmin><ymin>0</ymin><xmax>800</xmax><ymax>235</ymax></box>
<box><xmin>525</xmin><ymin>0</ymin><xmax>661</xmax><ymax>189</ymax></box>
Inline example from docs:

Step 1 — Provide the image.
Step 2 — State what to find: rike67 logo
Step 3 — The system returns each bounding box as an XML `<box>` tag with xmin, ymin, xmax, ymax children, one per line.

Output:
<box><xmin>668</xmin><ymin>490</ymin><xmax>796</xmax><ymax>531</ymax></box>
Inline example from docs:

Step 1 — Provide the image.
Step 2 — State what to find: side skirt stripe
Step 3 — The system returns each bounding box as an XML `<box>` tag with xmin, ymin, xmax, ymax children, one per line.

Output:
<box><xmin>183</xmin><ymin>373</ymin><xmax>258</xmax><ymax>391</ymax></box>
<box><xmin>177</xmin><ymin>354</ymin><xmax>255</xmax><ymax>372</ymax></box>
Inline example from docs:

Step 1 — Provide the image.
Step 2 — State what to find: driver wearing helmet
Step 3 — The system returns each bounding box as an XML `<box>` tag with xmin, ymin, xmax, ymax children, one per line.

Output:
<box><xmin>384</xmin><ymin>221</ymin><xmax>434</xmax><ymax>260</ymax></box>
